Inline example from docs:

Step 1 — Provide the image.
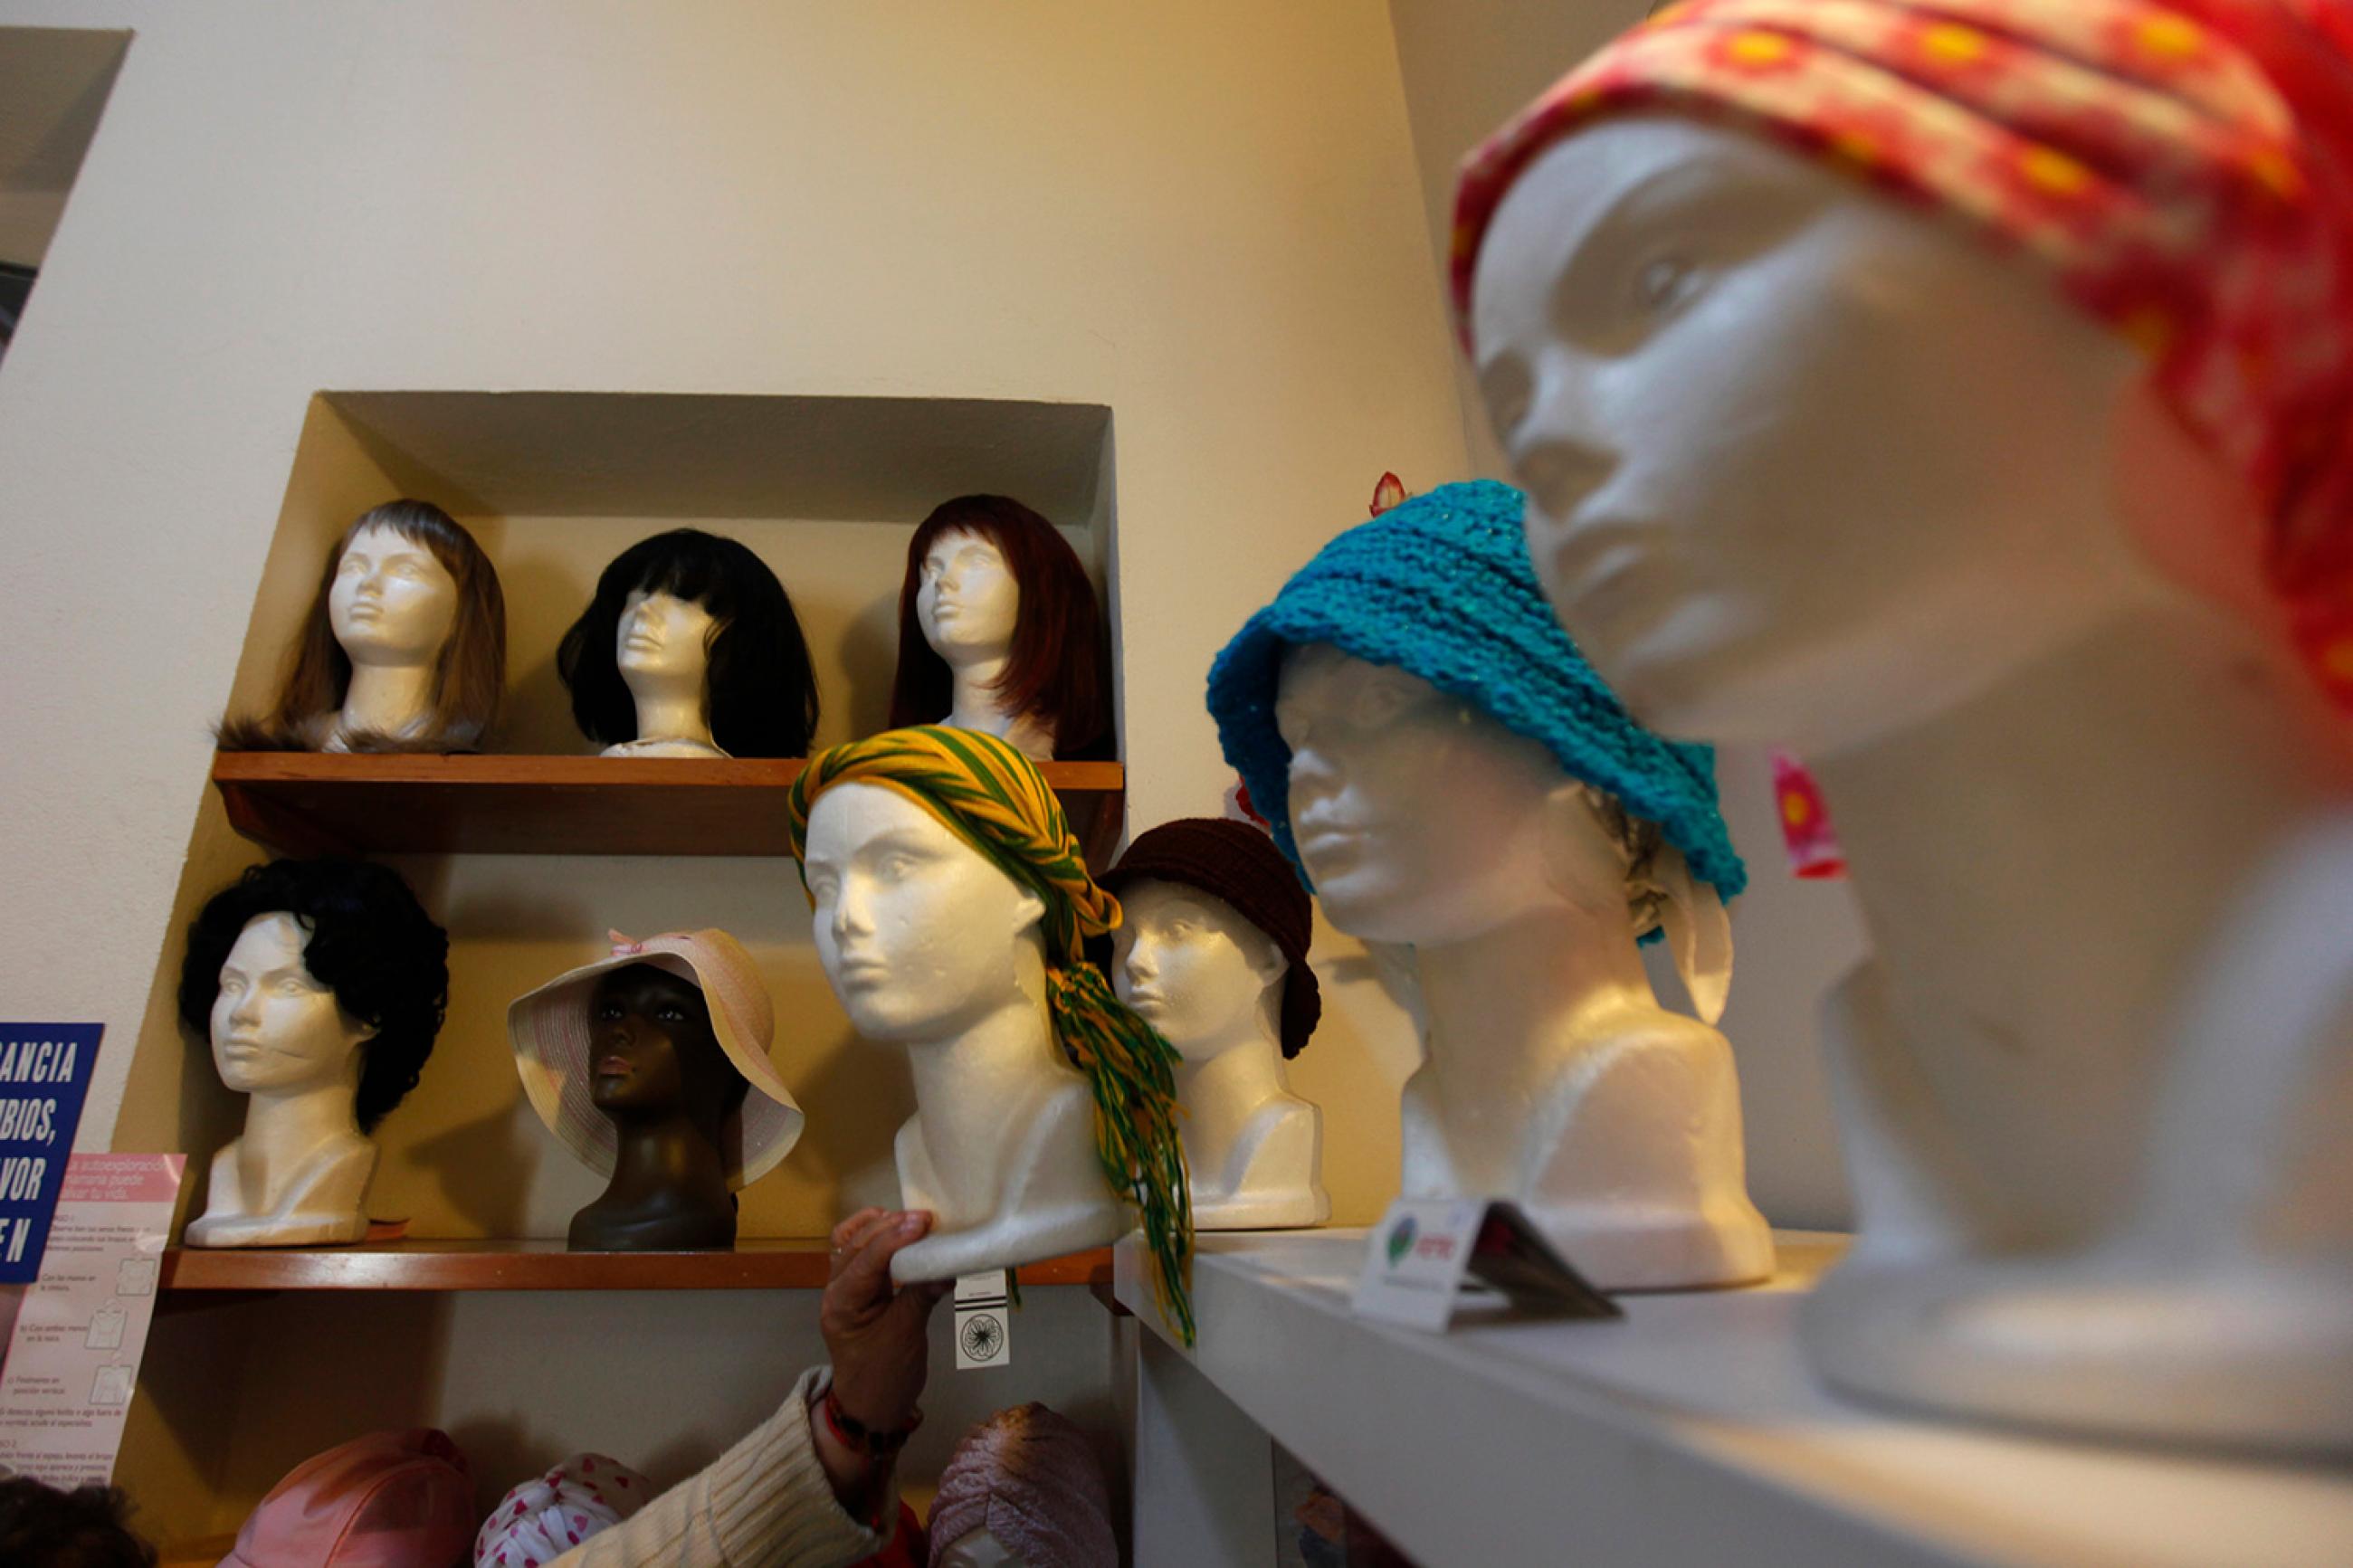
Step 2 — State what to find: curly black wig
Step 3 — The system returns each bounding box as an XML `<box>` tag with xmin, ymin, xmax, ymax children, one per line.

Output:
<box><xmin>177</xmin><ymin>859</ymin><xmax>450</xmax><ymax>1134</ymax></box>
<box><xmin>0</xmin><ymin>1478</ymin><xmax>157</xmax><ymax>1568</ymax></box>
<box><xmin>557</xmin><ymin>528</ymin><xmax>821</xmax><ymax>758</ymax></box>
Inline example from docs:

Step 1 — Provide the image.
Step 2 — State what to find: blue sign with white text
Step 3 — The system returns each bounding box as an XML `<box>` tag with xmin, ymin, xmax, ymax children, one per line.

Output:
<box><xmin>0</xmin><ymin>1023</ymin><xmax>103</xmax><ymax>1285</ymax></box>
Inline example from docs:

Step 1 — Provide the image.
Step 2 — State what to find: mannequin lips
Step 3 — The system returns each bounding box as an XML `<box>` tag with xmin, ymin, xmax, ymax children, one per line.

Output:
<box><xmin>593</xmin><ymin>1053</ymin><xmax>634</xmax><ymax>1079</ymax></box>
<box><xmin>834</xmin><ymin>955</ymin><xmax>890</xmax><ymax>987</ymax></box>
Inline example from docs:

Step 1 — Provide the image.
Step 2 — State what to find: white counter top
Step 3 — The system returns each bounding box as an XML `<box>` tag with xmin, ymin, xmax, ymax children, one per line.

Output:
<box><xmin>1115</xmin><ymin>1229</ymin><xmax>2352</xmax><ymax>1567</ymax></box>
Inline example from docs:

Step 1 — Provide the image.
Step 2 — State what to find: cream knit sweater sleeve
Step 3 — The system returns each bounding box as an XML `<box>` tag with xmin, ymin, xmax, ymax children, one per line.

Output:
<box><xmin>546</xmin><ymin>1367</ymin><xmax>890</xmax><ymax>1568</ymax></box>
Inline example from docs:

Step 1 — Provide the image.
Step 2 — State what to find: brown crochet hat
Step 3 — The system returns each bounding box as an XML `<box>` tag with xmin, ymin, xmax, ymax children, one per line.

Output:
<box><xmin>1104</xmin><ymin>817</ymin><xmax>1321</xmax><ymax>1059</ymax></box>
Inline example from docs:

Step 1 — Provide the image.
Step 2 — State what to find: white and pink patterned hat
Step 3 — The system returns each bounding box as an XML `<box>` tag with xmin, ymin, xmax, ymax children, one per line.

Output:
<box><xmin>508</xmin><ymin>929</ymin><xmax>804</xmax><ymax>1189</ymax></box>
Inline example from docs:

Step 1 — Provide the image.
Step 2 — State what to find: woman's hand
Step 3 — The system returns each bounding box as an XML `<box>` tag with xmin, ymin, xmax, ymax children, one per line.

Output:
<box><xmin>812</xmin><ymin>1208</ymin><xmax>951</xmax><ymax>1513</ymax></box>
<box><xmin>822</xmin><ymin>1208</ymin><xmax>951</xmax><ymax>1431</ymax></box>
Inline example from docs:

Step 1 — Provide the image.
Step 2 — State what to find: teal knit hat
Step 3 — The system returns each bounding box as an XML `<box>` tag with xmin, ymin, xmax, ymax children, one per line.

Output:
<box><xmin>1205</xmin><ymin>479</ymin><xmax>1746</xmax><ymax>904</ymax></box>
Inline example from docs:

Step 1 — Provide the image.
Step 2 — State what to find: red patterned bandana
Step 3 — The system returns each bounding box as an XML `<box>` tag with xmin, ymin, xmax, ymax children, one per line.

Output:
<box><xmin>1452</xmin><ymin>1</ymin><xmax>2353</xmax><ymax>705</ymax></box>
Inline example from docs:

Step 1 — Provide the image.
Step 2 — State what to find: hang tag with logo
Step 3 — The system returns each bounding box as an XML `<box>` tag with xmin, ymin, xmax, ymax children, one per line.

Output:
<box><xmin>952</xmin><ymin>1269</ymin><xmax>1012</xmax><ymax>1370</ymax></box>
<box><xmin>1352</xmin><ymin>1198</ymin><xmax>1620</xmax><ymax>1332</ymax></box>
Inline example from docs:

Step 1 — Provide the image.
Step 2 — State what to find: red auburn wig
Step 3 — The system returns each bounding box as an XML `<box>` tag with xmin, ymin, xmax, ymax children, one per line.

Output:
<box><xmin>887</xmin><ymin>495</ymin><xmax>1112</xmax><ymax>758</ymax></box>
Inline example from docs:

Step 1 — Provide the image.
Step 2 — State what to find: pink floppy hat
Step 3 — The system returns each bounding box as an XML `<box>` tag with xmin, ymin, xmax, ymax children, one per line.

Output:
<box><xmin>509</xmin><ymin>929</ymin><xmax>805</xmax><ymax>1189</ymax></box>
<box><xmin>221</xmin><ymin>1429</ymin><xmax>475</xmax><ymax>1568</ymax></box>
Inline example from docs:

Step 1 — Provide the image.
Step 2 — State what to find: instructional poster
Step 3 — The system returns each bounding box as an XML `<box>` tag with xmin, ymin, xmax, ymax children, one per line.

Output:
<box><xmin>0</xmin><ymin>1153</ymin><xmax>185</xmax><ymax>1486</ymax></box>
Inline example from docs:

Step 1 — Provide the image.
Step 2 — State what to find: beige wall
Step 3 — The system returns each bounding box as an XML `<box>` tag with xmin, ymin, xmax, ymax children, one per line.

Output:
<box><xmin>0</xmin><ymin>0</ymin><xmax>1460</xmax><ymax>1540</ymax></box>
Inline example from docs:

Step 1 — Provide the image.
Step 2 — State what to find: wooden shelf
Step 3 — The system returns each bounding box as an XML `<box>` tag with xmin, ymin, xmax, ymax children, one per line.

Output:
<box><xmin>211</xmin><ymin>751</ymin><xmax>1126</xmax><ymax>860</ymax></box>
<box><xmin>160</xmin><ymin>1237</ymin><xmax>1112</xmax><ymax>1292</ymax></box>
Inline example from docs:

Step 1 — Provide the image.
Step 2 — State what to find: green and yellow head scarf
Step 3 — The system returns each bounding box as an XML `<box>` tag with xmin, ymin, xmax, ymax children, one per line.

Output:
<box><xmin>786</xmin><ymin>726</ymin><xmax>1193</xmax><ymax>1343</ymax></box>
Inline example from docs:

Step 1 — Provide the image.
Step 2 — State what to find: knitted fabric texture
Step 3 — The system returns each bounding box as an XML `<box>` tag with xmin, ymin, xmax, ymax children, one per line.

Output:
<box><xmin>786</xmin><ymin>726</ymin><xmax>1193</xmax><ymax>1345</ymax></box>
<box><xmin>1205</xmin><ymin>480</ymin><xmax>1746</xmax><ymax>905</ymax></box>
<box><xmin>1102</xmin><ymin>817</ymin><xmax>1322</xmax><ymax>1059</ymax></box>
<box><xmin>1450</xmin><ymin>0</ymin><xmax>2353</xmax><ymax>709</ymax></box>
<box><xmin>926</xmin><ymin>1404</ymin><xmax>1116</xmax><ymax>1568</ymax></box>
<box><xmin>473</xmin><ymin>1454</ymin><xmax>651</xmax><ymax>1567</ymax></box>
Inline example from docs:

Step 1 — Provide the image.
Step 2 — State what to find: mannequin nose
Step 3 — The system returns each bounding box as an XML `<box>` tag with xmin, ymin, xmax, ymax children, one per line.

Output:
<box><xmin>228</xmin><ymin>989</ymin><xmax>262</xmax><ymax>1027</ymax></box>
<box><xmin>833</xmin><ymin>885</ymin><xmax>875</xmax><ymax>940</ymax></box>
<box><xmin>1125</xmin><ymin>940</ymin><xmax>1157</xmax><ymax>982</ymax></box>
<box><xmin>1512</xmin><ymin>431</ymin><xmax>1616</xmax><ymax>526</ymax></box>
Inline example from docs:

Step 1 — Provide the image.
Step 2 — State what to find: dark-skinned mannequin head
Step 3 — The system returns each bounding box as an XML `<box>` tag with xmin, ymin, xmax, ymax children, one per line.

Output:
<box><xmin>571</xmin><ymin>964</ymin><xmax>749</xmax><ymax>1251</ymax></box>
<box><xmin>510</xmin><ymin>929</ymin><xmax>805</xmax><ymax>1253</ymax></box>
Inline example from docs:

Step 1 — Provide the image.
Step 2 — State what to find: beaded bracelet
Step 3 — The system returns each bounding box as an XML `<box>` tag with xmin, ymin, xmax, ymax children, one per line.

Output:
<box><xmin>821</xmin><ymin>1386</ymin><xmax>923</xmax><ymax>1459</ymax></box>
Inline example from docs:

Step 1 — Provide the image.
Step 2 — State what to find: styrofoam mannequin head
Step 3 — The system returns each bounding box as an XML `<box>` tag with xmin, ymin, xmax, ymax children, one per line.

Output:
<box><xmin>1111</xmin><ymin>879</ymin><xmax>1284</xmax><ymax>1061</ymax></box>
<box><xmin>615</xmin><ymin>588</ymin><xmax>716</xmax><ymax>702</ymax></box>
<box><xmin>1470</xmin><ymin>115</ymin><xmax>2185</xmax><ymax>752</ymax></box>
<box><xmin>802</xmin><ymin>781</ymin><xmax>1049</xmax><ymax>1041</ymax></box>
<box><xmin>916</xmin><ymin>528</ymin><xmax>1022</xmax><ymax>666</ymax></box>
<box><xmin>209</xmin><ymin>912</ymin><xmax>374</xmax><ymax>1098</ymax></box>
<box><xmin>328</xmin><ymin>520</ymin><xmax>462</xmax><ymax>670</ymax></box>
<box><xmin>1274</xmin><ymin>641</ymin><xmax>1636</xmax><ymax>946</ymax></box>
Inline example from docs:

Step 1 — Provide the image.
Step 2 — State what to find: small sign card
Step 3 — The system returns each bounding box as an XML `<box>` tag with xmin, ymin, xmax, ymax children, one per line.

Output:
<box><xmin>953</xmin><ymin>1269</ymin><xmax>1011</xmax><ymax>1371</ymax></box>
<box><xmin>0</xmin><ymin>1153</ymin><xmax>186</xmax><ymax>1486</ymax></box>
<box><xmin>1352</xmin><ymin>1198</ymin><xmax>1621</xmax><ymax>1332</ymax></box>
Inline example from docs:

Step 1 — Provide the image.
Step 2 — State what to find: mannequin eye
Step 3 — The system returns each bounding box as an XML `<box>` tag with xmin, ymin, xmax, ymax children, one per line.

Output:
<box><xmin>274</xmin><ymin>977</ymin><xmax>310</xmax><ymax>995</ymax></box>
<box><xmin>336</xmin><ymin>555</ymin><xmax>366</xmax><ymax>575</ymax></box>
<box><xmin>595</xmin><ymin>1001</ymin><xmax>623</xmax><ymax>1022</ymax></box>
<box><xmin>879</xmin><ymin>853</ymin><xmax>918</xmax><ymax>879</ymax></box>
<box><xmin>1634</xmin><ymin>254</ymin><xmax>1703</xmax><ymax>314</ymax></box>
<box><xmin>656</xmin><ymin>1003</ymin><xmax>689</xmax><ymax>1023</ymax></box>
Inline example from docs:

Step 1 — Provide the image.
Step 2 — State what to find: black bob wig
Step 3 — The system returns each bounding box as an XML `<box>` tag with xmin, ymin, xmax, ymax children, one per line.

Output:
<box><xmin>178</xmin><ymin>859</ymin><xmax>450</xmax><ymax>1134</ymax></box>
<box><xmin>557</xmin><ymin>529</ymin><xmax>821</xmax><ymax>758</ymax></box>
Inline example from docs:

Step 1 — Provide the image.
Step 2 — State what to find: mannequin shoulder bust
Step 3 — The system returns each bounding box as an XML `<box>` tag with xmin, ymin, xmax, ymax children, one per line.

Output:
<box><xmin>185</xmin><ymin>1131</ymin><xmax>373</xmax><ymax>1248</ymax></box>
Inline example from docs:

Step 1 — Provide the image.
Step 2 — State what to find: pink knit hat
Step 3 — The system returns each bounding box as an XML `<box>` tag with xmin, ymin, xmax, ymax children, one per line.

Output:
<box><xmin>927</xmin><ymin>1404</ymin><xmax>1115</xmax><ymax>1568</ymax></box>
<box><xmin>220</xmin><ymin>1430</ymin><xmax>474</xmax><ymax>1568</ymax></box>
<box><xmin>508</xmin><ymin>929</ymin><xmax>804</xmax><ymax>1189</ymax></box>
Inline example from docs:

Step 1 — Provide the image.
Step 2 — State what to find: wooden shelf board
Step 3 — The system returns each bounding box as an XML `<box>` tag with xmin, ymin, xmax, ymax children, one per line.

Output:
<box><xmin>159</xmin><ymin>1238</ymin><xmax>1111</xmax><ymax>1292</ymax></box>
<box><xmin>211</xmin><ymin>751</ymin><xmax>1125</xmax><ymax>859</ymax></box>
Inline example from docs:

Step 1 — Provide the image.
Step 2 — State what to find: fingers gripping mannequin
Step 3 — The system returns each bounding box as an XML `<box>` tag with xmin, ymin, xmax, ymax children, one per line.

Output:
<box><xmin>1457</xmin><ymin>1</ymin><xmax>2353</xmax><ymax>1449</ymax></box>
<box><xmin>1106</xmin><ymin>818</ymin><xmax>1330</xmax><ymax>1230</ymax></box>
<box><xmin>177</xmin><ymin>860</ymin><xmax>448</xmax><ymax>1248</ymax></box>
<box><xmin>787</xmin><ymin>728</ymin><xmax>1192</xmax><ymax>1335</ymax></box>
<box><xmin>1207</xmin><ymin>482</ymin><xmax>1768</xmax><ymax>1289</ymax></box>
<box><xmin>803</xmin><ymin>781</ymin><xmax>1124</xmax><ymax>1278</ymax></box>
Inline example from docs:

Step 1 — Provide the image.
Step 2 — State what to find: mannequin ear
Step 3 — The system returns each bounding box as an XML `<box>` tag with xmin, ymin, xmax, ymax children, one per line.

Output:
<box><xmin>1241</xmin><ymin>925</ymin><xmax>1288</xmax><ymax>988</ymax></box>
<box><xmin>1653</xmin><ymin>846</ymin><xmax>1734</xmax><ymax>1027</ymax></box>
<box><xmin>1009</xmin><ymin>883</ymin><xmax>1049</xmax><ymax>934</ymax></box>
<box><xmin>1537</xmin><ymin>782</ymin><xmax>1624</xmax><ymax>917</ymax></box>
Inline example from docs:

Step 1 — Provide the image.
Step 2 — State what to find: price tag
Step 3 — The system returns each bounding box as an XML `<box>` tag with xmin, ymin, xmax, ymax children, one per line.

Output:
<box><xmin>952</xmin><ymin>1269</ymin><xmax>1011</xmax><ymax>1371</ymax></box>
<box><xmin>1352</xmin><ymin>1198</ymin><xmax>1620</xmax><ymax>1332</ymax></box>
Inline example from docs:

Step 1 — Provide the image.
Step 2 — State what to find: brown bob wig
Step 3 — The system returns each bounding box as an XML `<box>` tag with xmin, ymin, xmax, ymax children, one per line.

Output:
<box><xmin>886</xmin><ymin>495</ymin><xmax>1111</xmax><ymax>759</ymax></box>
<box><xmin>219</xmin><ymin>499</ymin><xmax>507</xmax><ymax>753</ymax></box>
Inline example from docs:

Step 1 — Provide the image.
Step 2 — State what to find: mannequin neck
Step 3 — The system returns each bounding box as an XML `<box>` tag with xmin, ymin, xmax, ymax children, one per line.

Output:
<box><xmin>942</xmin><ymin>656</ymin><xmax>1053</xmax><ymax>756</ymax></box>
<box><xmin>1811</xmin><ymin>599</ymin><xmax>2353</xmax><ymax>1230</ymax></box>
<box><xmin>905</xmin><ymin>944</ymin><xmax>1065</xmax><ymax>1216</ymax></box>
<box><xmin>338</xmin><ymin>660</ymin><xmax>435</xmax><ymax>738</ymax></box>
<box><xmin>603</xmin><ymin>1107</ymin><xmax>730</xmax><ymax>1202</ymax></box>
<box><xmin>1415</xmin><ymin>899</ymin><xmax>1656</xmax><ymax>1106</ymax></box>
<box><xmin>626</xmin><ymin>678</ymin><xmax>715</xmax><ymax>750</ymax></box>
<box><xmin>1176</xmin><ymin>1031</ymin><xmax>1287</xmax><ymax>1156</ymax></box>
<box><xmin>240</xmin><ymin>1070</ymin><xmax>364</xmax><ymax>1168</ymax></box>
